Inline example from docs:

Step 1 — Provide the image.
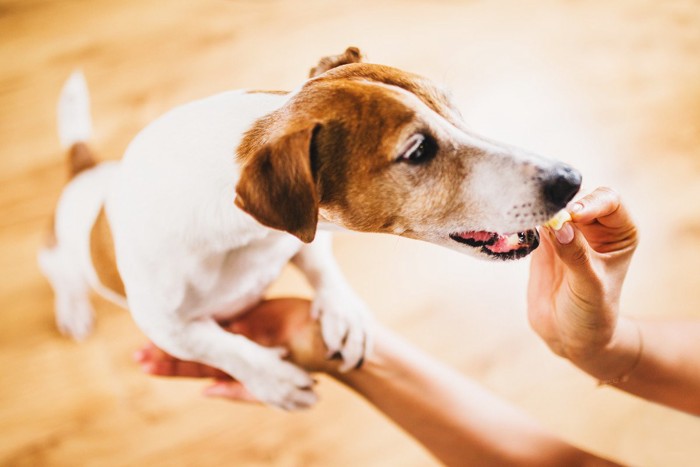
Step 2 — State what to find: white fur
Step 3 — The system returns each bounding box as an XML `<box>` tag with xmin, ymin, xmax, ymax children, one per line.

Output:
<box><xmin>57</xmin><ymin>70</ymin><xmax>92</xmax><ymax>148</ymax></box>
<box><xmin>41</xmin><ymin>72</ymin><xmax>121</xmax><ymax>339</ymax></box>
<box><xmin>39</xmin><ymin>163</ymin><xmax>123</xmax><ymax>338</ymax></box>
<box><xmin>46</xmin><ymin>86</ymin><xmax>370</xmax><ymax>410</ymax></box>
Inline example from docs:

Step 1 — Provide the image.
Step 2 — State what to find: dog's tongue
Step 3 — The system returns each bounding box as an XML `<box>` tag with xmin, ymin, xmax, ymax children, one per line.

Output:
<box><xmin>463</xmin><ymin>231</ymin><xmax>495</xmax><ymax>243</ymax></box>
<box><xmin>453</xmin><ymin>230</ymin><xmax>529</xmax><ymax>253</ymax></box>
<box><xmin>484</xmin><ymin>234</ymin><xmax>519</xmax><ymax>253</ymax></box>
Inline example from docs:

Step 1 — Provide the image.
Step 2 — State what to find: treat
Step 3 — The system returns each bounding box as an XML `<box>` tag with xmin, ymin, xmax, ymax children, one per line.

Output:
<box><xmin>543</xmin><ymin>209</ymin><xmax>571</xmax><ymax>231</ymax></box>
<box><xmin>505</xmin><ymin>232</ymin><xmax>520</xmax><ymax>247</ymax></box>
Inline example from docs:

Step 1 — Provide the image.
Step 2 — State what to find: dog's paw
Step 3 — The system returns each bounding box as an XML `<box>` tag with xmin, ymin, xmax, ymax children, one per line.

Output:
<box><xmin>55</xmin><ymin>295</ymin><xmax>94</xmax><ymax>341</ymax></box>
<box><xmin>312</xmin><ymin>287</ymin><xmax>373</xmax><ymax>372</ymax></box>
<box><xmin>241</xmin><ymin>348</ymin><xmax>318</xmax><ymax>411</ymax></box>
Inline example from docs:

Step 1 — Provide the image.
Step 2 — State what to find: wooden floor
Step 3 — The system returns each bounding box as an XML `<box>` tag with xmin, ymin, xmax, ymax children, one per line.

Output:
<box><xmin>2</xmin><ymin>0</ymin><xmax>700</xmax><ymax>465</ymax></box>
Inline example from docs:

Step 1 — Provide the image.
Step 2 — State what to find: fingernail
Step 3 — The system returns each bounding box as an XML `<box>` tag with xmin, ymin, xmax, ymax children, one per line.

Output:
<box><xmin>569</xmin><ymin>202</ymin><xmax>583</xmax><ymax>213</ymax></box>
<box><xmin>554</xmin><ymin>222</ymin><xmax>574</xmax><ymax>244</ymax></box>
<box><xmin>140</xmin><ymin>362</ymin><xmax>156</xmax><ymax>374</ymax></box>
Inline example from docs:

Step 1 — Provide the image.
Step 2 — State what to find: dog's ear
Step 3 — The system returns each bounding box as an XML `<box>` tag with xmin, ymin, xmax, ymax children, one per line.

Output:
<box><xmin>309</xmin><ymin>47</ymin><xmax>363</xmax><ymax>78</ymax></box>
<box><xmin>235</xmin><ymin>126</ymin><xmax>319</xmax><ymax>243</ymax></box>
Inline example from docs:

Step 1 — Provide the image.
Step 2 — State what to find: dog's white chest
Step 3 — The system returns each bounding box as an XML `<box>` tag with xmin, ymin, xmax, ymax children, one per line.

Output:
<box><xmin>104</xmin><ymin>89</ymin><xmax>303</xmax><ymax>320</ymax></box>
<box><xmin>178</xmin><ymin>232</ymin><xmax>302</xmax><ymax>321</ymax></box>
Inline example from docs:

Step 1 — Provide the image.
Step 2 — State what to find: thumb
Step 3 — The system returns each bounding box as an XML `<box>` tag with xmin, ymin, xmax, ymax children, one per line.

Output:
<box><xmin>545</xmin><ymin>223</ymin><xmax>595</xmax><ymax>277</ymax></box>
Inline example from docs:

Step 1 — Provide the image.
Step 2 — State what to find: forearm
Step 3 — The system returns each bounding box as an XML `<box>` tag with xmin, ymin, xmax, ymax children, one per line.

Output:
<box><xmin>575</xmin><ymin>319</ymin><xmax>700</xmax><ymax>415</ymax></box>
<box><xmin>333</xmin><ymin>326</ymin><xmax>616</xmax><ymax>467</ymax></box>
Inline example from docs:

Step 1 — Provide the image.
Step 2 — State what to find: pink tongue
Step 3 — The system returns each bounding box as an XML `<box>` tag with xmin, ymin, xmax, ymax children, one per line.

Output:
<box><xmin>485</xmin><ymin>235</ymin><xmax>517</xmax><ymax>253</ymax></box>
<box><xmin>461</xmin><ymin>231</ymin><xmax>494</xmax><ymax>242</ymax></box>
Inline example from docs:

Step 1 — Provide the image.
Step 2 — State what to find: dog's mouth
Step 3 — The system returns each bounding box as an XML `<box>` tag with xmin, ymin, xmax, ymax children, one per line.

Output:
<box><xmin>449</xmin><ymin>229</ymin><xmax>540</xmax><ymax>260</ymax></box>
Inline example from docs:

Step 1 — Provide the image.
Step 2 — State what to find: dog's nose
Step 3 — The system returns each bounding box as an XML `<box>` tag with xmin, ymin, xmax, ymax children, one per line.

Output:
<box><xmin>543</xmin><ymin>165</ymin><xmax>582</xmax><ymax>209</ymax></box>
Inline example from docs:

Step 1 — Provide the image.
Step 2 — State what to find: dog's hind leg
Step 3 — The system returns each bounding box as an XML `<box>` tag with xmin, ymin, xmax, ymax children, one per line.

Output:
<box><xmin>38</xmin><ymin>70</ymin><xmax>99</xmax><ymax>340</ymax></box>
<box><xmin>39</xmin><ymin>158</ymin><xmax>120</xmax><ymax>340</ymax></box>
<box><xmin>38</xmin><ymin>245</ymin><xmax>94</xmax><ymax>340</ymax></box>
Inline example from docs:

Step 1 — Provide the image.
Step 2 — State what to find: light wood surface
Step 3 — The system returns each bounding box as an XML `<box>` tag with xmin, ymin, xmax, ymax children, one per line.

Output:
<box><xmin>2</xmin><ymin>1</ymin><xmax>700</xmax><ymax>465</ymax></box>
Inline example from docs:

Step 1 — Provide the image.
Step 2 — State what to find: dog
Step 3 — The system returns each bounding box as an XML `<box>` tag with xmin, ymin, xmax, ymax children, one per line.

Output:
<box><xmin>39</xmin><ymin>47</ymin><xmax>581</xmax><ymax>410</ymax></box>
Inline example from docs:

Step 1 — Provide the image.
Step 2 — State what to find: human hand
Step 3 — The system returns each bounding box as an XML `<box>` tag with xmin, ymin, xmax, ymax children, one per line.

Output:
<box><xmin>134</xmin><ymin>298</ymin><xmax>341</xmax><ymax>401</ymax></box>
<box><xmin>527</xmin><ymin>187</ymin><xmax>639</xmax><ymax>380</ymax></box>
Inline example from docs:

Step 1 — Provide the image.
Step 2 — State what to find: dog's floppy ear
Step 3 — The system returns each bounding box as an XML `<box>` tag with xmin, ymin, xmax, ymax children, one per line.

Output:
<box><xmin>235</xmin><ymin>125</ymin><xmax>319</xmax><ymax>243</ymax></box>
<box><xmin>309</xmin><ymin>47</ymin><xmax>363</xmax><ymax>78</ymax></box>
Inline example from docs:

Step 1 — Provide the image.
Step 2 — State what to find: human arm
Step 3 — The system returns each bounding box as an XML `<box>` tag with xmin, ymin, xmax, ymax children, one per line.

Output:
<box><xmin>528</xmin><ymin>187</ymin><xmax>700</xmax><ymax>414</ymax></box>
<box><xmin>333</xmin><ymin>323</ymin><xmax>616</xmax><ymax>466</ymax></box>
<box><xmin>136</xmin><ymin>298</ymin><xmax>617</xmax><ymax>466</ymax></box>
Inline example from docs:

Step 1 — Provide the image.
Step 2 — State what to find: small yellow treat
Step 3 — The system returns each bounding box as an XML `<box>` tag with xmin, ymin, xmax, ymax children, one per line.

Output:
<box><xmin>543</xmin><ymin>209</ymin><xmax>572</xmax><ymax>231</ymax></box>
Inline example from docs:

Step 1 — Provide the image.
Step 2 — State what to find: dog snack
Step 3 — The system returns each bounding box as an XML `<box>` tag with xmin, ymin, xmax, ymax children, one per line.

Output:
<box><xmin>543</xmin><ymin>209</ymin><xmax>571</xmax><ymax>231</ymax></box>
<box><xmin>505</xmin><ymin>233</ymin><xmax>521</xmax><ymax>247</ymax></box>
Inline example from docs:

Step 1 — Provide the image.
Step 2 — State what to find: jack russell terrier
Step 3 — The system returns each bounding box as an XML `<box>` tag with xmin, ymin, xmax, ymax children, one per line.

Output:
<box><xmin>40</xmin><ymin>47</ymin><xmax>581</xmax><ymax>410</ymax></box>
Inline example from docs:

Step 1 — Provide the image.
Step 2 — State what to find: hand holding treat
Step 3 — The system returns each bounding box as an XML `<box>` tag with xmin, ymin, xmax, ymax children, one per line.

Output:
<box><xmin>542</xmin><ymin>209</ymin><xmax>572</xmax><ymax>231</ymax></box>
<box><xmin>528</xmin><ymin>187</ymin><xmax>639</xmax><ymax>382</ymax></box>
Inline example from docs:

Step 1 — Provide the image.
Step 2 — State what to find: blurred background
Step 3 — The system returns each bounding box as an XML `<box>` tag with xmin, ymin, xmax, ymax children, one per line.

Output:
<box><xmin>1</xmin><ymin>0</ymin><xmax>699</xmax><ymax>465</ymax></box>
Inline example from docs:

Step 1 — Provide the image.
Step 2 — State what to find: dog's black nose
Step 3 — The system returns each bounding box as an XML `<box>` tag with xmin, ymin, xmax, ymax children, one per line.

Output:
<box><xmin>543</xmin><ymin>165</ymin><xmax>582</xmax><ymax>209</ymax></box>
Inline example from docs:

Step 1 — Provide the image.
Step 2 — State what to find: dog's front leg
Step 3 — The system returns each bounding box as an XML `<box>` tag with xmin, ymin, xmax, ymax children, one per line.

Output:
<box><xmin>131</xmin><ymin>306</ymin><xmax>317</xmax><ymax>410</ymax></box>
<box><xmin>292</xmin><ymin>231</ymin><xmax>373</xmax><ymax>371</ymax></box>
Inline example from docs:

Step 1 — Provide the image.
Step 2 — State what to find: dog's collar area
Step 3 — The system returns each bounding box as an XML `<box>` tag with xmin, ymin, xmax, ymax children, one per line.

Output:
<box><xmin>449</xmin><ymin>229</ymin><xmax>540</xmax><ymax>260</ymax></box>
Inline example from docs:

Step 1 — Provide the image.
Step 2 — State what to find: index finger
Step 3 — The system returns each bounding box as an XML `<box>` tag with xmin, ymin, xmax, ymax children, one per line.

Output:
<box><xmin>569</xmin><ymin>187</ymin><xmax>633</xmax><ymax>230</ymax></box>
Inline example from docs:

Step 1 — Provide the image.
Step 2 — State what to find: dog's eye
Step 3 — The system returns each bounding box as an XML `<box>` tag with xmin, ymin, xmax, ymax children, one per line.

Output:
<box><xmin>397</xmin><ymin>134</ymin><xmax>436</xmax><ymax>164</ymax></box>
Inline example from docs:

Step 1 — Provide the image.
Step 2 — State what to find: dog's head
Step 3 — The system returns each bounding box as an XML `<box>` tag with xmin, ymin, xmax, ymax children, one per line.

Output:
<box><xmin>235</xmin><ymin>48</ymin><xmax>581</xmax><ymax>260</ymax></box>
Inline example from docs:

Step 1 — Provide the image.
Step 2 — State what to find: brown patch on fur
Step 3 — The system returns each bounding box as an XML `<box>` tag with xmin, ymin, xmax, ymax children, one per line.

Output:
<box><xmin>309</xmin><ymin>47</ymin><xmax>363</xmax><ymax>78</ymax></box>
<box><xmin>90</xmin><ymin>207</ymin><xmax>125</xmax><ymax>297</ymax></box>
<box><xmin>235</xmin><ymin>126</ymin><xmax>319</xmax><ymax>243</ymax></box>
<box><xmin>68</xmin><ymin>142</ymin><xmax>97</xmax><ymax>178</ymax></box>
<box><xmin>316</xmin><ymin>63</ymin><xmax>465</xmax><ymax>130</ymax></box>
<box><xmin>236</xmin><ymin>61</ymin><xmax>471</xmax><ymax>241</ymax></box>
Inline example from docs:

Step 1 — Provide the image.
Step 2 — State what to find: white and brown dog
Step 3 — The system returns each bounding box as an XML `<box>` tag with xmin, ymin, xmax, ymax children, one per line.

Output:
<box><xmin>40</xmin><ymin>48</ymin><xmax>581</xmax><ymax>410</ymax></box>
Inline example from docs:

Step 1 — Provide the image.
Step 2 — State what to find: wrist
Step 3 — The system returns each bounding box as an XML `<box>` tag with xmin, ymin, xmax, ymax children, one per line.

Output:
<box><xmin>329</xmin><ymin>323</ymin><xmax>397</xmax><ymax>388</ymax></box>
<box><xmin>568</xmin><ymin>318</ymin><xmax>643</xmax><ymax>384</ymax></box>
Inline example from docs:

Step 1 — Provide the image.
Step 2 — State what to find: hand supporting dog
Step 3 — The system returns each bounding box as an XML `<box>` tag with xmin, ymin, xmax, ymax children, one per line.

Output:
<box><xmin>135</xmin><ymin>298</ymin><xmax>619</xmax><ymax>465</ymax></box>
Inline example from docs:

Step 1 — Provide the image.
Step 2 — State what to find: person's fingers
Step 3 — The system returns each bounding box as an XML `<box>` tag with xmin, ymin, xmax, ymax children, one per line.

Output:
<box><xmin>528</xmin><ymin>229</ymin><xmax>557</xmax><ymax>304</ymax></box>
<box><xmin>135</xmin><ymin>342</ymin><xmax>231</xmax><ymax>379</ymax></box>
<box><xmin>568</xmin><ymin>187</ymin><xmax>638</xmax><ymax>254</ymax></box>
<box><xmin>527</xmin><ymin>234</ymin><xmax>556</xmax><ymax>329</ymax></box>
<box><xmin>152</xmin><ymin>359</ymin><xmax>231</xmax><ymax>379</ymax></box>
<box><xmin>545</xmin><ymin>224</ymin><xmax>598</xmax><ymax>281</ymax></box>
<box><xmin>133</xmin><ymin>342</ymin><xmax>164</xmax><ymax>363</ymax></box>
<box><xmin>202</xmin><ymin>380</ymin><xmax>260</xmax><ymax>403</ymax></box>
<box><xmin>543</xmin><ymin>224</ymin><xmax>612</xmax><ymax>324</ymax></box>
<box><xmin>134</xmin><ymin>343</ymin><xmax>169</xmax><ymax>366</ymax></box>
<box><xmin>568</xmin><ymin>187</ymin><xmax>632</xmax><ymax>229</ymax></box>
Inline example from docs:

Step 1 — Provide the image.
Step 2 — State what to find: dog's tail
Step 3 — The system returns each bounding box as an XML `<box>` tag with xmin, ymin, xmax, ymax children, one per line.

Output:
<box><xmin>57</xmin><ymin>70</ymin><xmax>97</xmax><ymax>178</ymax></box>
